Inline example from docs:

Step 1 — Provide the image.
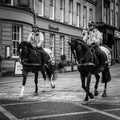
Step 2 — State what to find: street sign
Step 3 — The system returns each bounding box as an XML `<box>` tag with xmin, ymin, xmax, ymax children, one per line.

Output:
<box><xmin>14</xmin><ymin>61</ymin><xmax>22</xmax><ymax>75</ymax></box>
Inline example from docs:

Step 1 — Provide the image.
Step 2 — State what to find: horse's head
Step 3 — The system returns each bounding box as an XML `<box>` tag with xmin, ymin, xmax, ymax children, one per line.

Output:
<box><xmin>18</xmin><ymin>41</ymin><xmax>33</xmax><ymax>63</ymax></box>
<box><xmin>68</xmin><ymin>39</ymin><xmax>90</xmax><ymax>64</ymax></box>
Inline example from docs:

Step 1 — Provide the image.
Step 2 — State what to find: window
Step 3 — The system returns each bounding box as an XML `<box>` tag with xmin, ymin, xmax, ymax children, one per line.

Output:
<box><xmin>12</xmin><ymin>25</ymin><xmax>21</xmax><ymax>58</ymax></box>
<box><xmin>50</xmin><ymin>34</ymin><xmax>55</xmax><ymax>56</ymax></box>
<box><xmin>76</xmin><ymin>3</ymin><xmax>81</xmax><ymax>27</ymax></box>
<box><xmin>38</xmin><ymin>0</ymin><xmax>44</xmax><ymax>16</ymax></box>
<box><xmin>41</xmin><ymin>32</ymin><xmax>45</xmax><ymax>47</ymax></box>
<box><xmin>60</xmin><ymin>36</ymin><xmax>65</xmax><ymax>55</ymax></box>
<box><xmin>110</xmin><ymin>10</ymin><xmax>113</xmax><ymax>26</ymax></box>
<box><xmin>83</xmin><ymin>6</ymin><xmax>87</xmax><ymax>28</ymax></box>
<box><xmin>60</xmin><ymin>0</ymin><xmax>65</xmax><ymax>22</ymax></box>
<box><xmin>110</xmin><ymin>1</ymin><xmax>114</xmax><ymax>25</ymax></box>
<box><xmin>89</xmin><ymin>8</ymin><xmax>93</xmax><ymax>23</ymax></box>
<box><xmin>68</xmin><ymin>38</ymin><xmax>72</xmax><ymax>61</ymax></box>
<box><xmin>50</xmin><ymin>0</ymin><xmax>55</xmax><ymax>20</ymax></box>
<box><xmin>33</xmin><ymin>0</ymin><xmax>35</xmax><ymax>10</ymax></box>
<box><xmin>18</xmin><ymin>0</ymin><xmax>29</xmax><ymax>7</ymax></box>
<box><xmin>115</xmin><ymin>3</ymin><xmax>118</xmax><ymax>28</ymax></box>
<box><xmin>69</xmin><ymin>0</ymin><xmax>73</xmax><ymax>25</ymax></box>
<box><xmin>0</xmin><ymin>0</ymin><xmax>13</xmax><ymax>5</ymax></box>
<box><xmin>104</xmin><ymin>0</ymin><xmax>110</xmax><ymax>24</ymax></box>
<box><xmin>104</xmin><ymin>7</ymin><xmax>107</xmax><ymax>23</ymax></box>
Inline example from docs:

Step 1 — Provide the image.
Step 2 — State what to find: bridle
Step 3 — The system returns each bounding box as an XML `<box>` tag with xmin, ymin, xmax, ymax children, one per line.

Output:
<box><xmin>18</xmin><ymin>42</ymin><xmax>30</xmax><ymax>64</ymax></box>
<box><xmin>72</xmin><ymin>42</ymin><xmax>94</xmax><ymax>66</ymax></box>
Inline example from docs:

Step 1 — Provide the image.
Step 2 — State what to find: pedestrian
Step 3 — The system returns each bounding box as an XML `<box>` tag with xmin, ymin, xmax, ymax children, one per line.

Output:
<box><xmin>83</xmin><ymin>21</ymin><xmax>105</xmax><ymax>71</ymax></box>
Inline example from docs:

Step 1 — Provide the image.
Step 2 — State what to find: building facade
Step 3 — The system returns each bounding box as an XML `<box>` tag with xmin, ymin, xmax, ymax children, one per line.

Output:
<box><xmin>0</xmin><ymin>0</ymin><xmax>97</xmax><ymax>76</ymax></box>
<box><xmin>0</xmin><ymin>0</ymin><xmax>120</xmax><ymax>76</ymax></box>
<box><xmin>96</xmin><ymin>0</ymin><xmax>120</xmax><ymax>62</ymax></box>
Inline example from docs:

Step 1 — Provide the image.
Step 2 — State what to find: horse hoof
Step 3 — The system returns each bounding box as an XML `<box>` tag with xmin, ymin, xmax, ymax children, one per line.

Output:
<box><xmin>94</xmin><ymin>91</ymin><xmax>99</xmax><ymax>96</ymax></box>
<box><xmin>89</xmin><ymin>93</ymin><xmax>94</xmax><ymax>99</ymax></box>
<box><xmin>19</xmin><ymin>95</ymin><xmax>24</xmax><ymax>99</ymax></box>
<box><xmin>34</xmin><ymin>92</ymin><xmax>38</xmax><ymax>96</ymax></box>
<box><xmin>102</xmin><ymin>93</ymin><xmax>107</xmax><ymax>97</ymax></box>
<box><xmin>82</xmin><ymin>101</ymin><xmax>88</xmax><ymax>105</ymax></box>
<box><xmin>51</xmin><ymin>85</ymin><xmax>55</xmax><ymax>89</ymax></box>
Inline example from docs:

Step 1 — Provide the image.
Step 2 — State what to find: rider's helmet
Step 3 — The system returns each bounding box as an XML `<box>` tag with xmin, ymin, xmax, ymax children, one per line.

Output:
<box><xmin>32</xmin><ymin>24</ymin><xmax>39</xmax><ymax>32</ymax></box>
<box><xmin>88</xmin><ymin>21</ymin><xmax>95</xmax><ymax>30</ymax></box>
<box><xmin>88</xmin><ymin>21</ymin><xmax>95</xmax><ymax>27</ymax></box>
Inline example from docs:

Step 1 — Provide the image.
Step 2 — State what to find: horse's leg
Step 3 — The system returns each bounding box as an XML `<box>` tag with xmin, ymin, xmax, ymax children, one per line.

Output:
<box><xmin>81</xmin><ymin>75</ymin><xmax>86</xmax><ymax>100</ymax></box>
<box><xmin>94</xmin><ymin>74</ymin><xmax>100</xmax><ymax>96</ymax></box>
<box><xmin>34</xmin><ymin>72</ymin><xmax>39</xmax><ymax>96</ymax></box>
<box><xmin>102</xmin><ymin>82</ymin><xmax>107</xmax><ymax>97</ymax></box>
<box><xmin>41</xmin><ymin>70</ymin><xmax>46</xmax><ymax>92</ymax></box>
<box><xmin>85</xmin><ymin>74</ymin><xmax>94</xmax><ymax>101</ymax></box>
<box><xmin>19</xmin><ymin>70</ymin><xmax>28</xmax><ymax>98</ymax></box>
<box><xmin>101</xmin><ymin>67</ymin><xmax>111</xmax><ymax>97</ymax></box>
<box><xmin>50</xmin><ymin>74</ymin><xmax>55</xmax><ymax>89</ymax></box>
<box><xmin>81</xmin><ymin>74</ymin><xmax>93</xmax><ymax>102</ymax></box>
<box><xmin>45</xmin><ymin>66</ymin><xmax>55</xmax><ymax>89</ymax></box>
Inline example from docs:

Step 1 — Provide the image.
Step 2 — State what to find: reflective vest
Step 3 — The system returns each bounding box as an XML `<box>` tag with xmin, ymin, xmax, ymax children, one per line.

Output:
<box><xmin>27</xmin><ymin>32</ymin><xmax>44</xmax><ymax>47</ymax></box>
<box><xmin>83</xmin><ymin>29</ymin><xmax>102</xmax><ymax>45</ymax></box>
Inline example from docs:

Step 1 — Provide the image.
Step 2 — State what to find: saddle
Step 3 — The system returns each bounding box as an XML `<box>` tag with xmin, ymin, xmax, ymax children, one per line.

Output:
<box><xmin>28</xmin><ymin>48</ymin><xmax>43</xmax><ymax>65</ymax></box>
<box><xmin>43</xmin><ymin>48</ymin><xmax>55</xmax><ymax>65</ymax></box>
<box><xmin>91</xmin><ymin>45</ymin><xmax>108</xmax><ymax>68</ymax></box>
<box><xmin>100</xmin><ymin>46</ymin><xmax>111</xmax><ymax>67</ymax></box>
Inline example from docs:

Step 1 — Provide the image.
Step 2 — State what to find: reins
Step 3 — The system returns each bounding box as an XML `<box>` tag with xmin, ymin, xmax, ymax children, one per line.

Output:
<box><xmin>74</xmin><ymin>41</ymin><xmax>95</xmax><ymax>66</ymax></box>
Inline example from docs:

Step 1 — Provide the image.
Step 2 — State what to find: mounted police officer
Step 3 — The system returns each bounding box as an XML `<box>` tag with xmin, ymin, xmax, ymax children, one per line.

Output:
<box><xmin>27</xmin><ymin>24</ymin><xmax>56</xmax><ymax>79</ymax></box>
<box><xmin>27</xmin><ymin>24</ymin><xmax>49</xmax><ymax>66</ymax></box>
<box><xmin>83</xmin><ymin>21</ymin><xmax>105</xmax><ymax>71</ymax></box>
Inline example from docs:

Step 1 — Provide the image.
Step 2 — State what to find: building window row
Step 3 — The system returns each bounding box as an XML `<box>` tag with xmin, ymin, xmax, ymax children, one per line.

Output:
<box><xmin>103</xmin><ymin>0</ymin><xmax>119</xmax><ymax>28</ymax></box>
<box><xmin>37</xmin><ymin>0</ymin><xmax>94</xmax><ymax>29</ymax></box>
<box><xmin>0</xmin><ymin>0</ymin><xmax>95</xmax><ymax>29</ymax></box>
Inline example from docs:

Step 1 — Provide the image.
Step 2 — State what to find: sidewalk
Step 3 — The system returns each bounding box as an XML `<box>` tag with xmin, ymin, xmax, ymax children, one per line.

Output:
<box><xmin>0</xmin><ymin>63</ymin><xmax>120</xmax><ymax>83</ymax></box>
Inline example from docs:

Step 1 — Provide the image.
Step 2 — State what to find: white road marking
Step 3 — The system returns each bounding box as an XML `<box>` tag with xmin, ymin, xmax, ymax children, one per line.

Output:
<box><xmin>0</xmin><ymin>106</ymin><xmax>18</xmax><ymax>120</ymax></box>
<box><xmin>78</xmin><ymin>103</ymin><xmax>120</xmax><ymax>120</ymax></box>
<box><xmin>21</xmin><ymin>111</ymin><xmax>95</xmax><ymax>120</ymax></box>
<box><xmin>1</xmin><ymin>100</ymin><xmax>120</xmax><ymax>120</ymax></box>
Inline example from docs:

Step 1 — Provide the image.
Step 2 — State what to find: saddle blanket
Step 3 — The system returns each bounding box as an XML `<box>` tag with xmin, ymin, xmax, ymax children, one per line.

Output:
<box><xmin>100</xmin><ymin>46</ymin><xmax>111</xmax><ymax>67</ymax></box>
<box><xmin>43</xmin><ymin>48</ymin><xmax>55</xmax><ymax>65</ymax></box>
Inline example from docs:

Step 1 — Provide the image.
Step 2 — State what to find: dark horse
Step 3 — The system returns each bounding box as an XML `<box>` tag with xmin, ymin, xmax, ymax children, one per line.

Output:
<box><xmin>18</xmin><ymin>41</ymin><xmax>55</xmax><ymax>98</ymax></box>
<box><xmin>68</xmin><ymin>39</ymin><xmax>111</xmax><ymax>103</ymax></box>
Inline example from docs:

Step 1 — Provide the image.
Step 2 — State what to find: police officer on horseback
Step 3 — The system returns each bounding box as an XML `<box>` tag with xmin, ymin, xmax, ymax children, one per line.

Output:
<box><xmin>27</xmin><ymin>24</ymin><xmax>48</xmax><ymax>65</ymax></box>
<box><xmin>27</xmin><ymin>25</ymin><xmax>56</xmax><ymax>77</ymax></box>
<box><xmin>83</xmin><ymin>21</ymin><xmax>105</xmax><ymax>71</ymax></box>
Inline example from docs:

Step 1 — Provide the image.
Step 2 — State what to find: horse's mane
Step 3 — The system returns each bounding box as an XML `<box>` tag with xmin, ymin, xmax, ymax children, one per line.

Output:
<box><xmin>72</xmin><ymin>38</ymin><xmax>89</xmax><ymax>50</ymax></box>
<box><xmin>21</xmin><ymin>41</ymin><xmax>34</xmax><ymax>49</ymax></box>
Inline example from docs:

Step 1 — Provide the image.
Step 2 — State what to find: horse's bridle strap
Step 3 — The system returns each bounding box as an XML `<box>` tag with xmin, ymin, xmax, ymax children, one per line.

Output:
<box><xmin>77</xmin><ymin>62</ymin><xmax>95</xmax><ymax>66</ymax></box>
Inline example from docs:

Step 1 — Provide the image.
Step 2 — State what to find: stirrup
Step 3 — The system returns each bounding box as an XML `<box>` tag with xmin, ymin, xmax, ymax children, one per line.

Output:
<box><xmin>43</xmin><ymin>64</ymin><xmax>48</xmax><ymax>68</ymax></box>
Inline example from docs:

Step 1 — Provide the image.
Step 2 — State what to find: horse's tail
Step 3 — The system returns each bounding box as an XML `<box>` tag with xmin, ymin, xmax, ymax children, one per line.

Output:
<box><xmin>44</xmin><ymin>65</ymin><xmax>52</xmax><ymax>80</ymax></box>
<box><xmin>101</xmin><ymin>67</ymin><xmax>111</xmax><ymax>83</ymax></box>
<box><xmin>45</xmin><ymin>64</ymin><xmax>56</xmax><ymax>81</ymax></box>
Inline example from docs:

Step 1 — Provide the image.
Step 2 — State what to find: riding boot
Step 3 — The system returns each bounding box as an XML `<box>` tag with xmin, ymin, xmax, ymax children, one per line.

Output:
<box><xmin>99</xmin><ymin>53</ymin><xmax>105</xmax><ymax>71</ymax></box>
<box><xmin>93</xmin><ymin>46</ymin><xmax>104</xmax><ymax>71</ymax></box>
<box><xmin>38</xmin><ymin>47</ymin><xmax>49</xmax><ymax>67</ymax></box>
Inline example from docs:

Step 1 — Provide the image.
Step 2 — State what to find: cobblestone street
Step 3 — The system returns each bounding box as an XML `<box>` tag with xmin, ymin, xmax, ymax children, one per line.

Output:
<box><xmin>0</xmin><ymin>64</ymin><xmax>120</xmax><ymax>120</ymax></box>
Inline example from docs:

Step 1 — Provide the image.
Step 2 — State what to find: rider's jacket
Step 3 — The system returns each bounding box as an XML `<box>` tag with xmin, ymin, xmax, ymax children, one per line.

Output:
<box><xmin>83</xmin><ymin>28</ymin><xmax>102</xmax><ymax>46</ymax></box>
<box><xmin>27</xmin><ymin>32</ymin><xmax>44</xmax><ymax>47</ymax></box>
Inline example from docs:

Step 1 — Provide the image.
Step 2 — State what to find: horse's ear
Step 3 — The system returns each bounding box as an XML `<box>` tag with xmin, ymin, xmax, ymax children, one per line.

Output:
<box><xmin>68</xmin><ymin>42</ymin><xmax>71</xmax><ymax>46</ymax></box>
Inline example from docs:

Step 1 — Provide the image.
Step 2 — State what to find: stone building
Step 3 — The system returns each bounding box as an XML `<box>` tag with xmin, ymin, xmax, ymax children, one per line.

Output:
<box><xmin>96</xmin><ymin>0</ymin><xmax>120</xmax><ymax>62</ymax></box>
<box><xmin>0</xmin><ymin>0</ymin><xmax>97</xmax><ymax>76</ymax></box>
<box><xmin>0</xmin><ymin>0</ymin><xmax>120</xmax><ymax>76</ymax></box>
